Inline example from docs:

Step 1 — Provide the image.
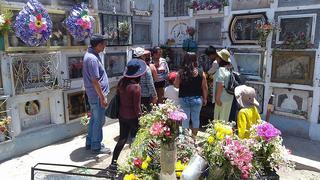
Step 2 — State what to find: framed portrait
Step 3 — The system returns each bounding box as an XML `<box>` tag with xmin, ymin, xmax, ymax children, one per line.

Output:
<box><xmin>67</xmin><ymin>56</ymin><xmax>83</xmax><ymax>79</ymax></box>
<box><xmin>234</xmin><ymin>53</ymin><xmax>262</xmax><ymax>81</ymax></box>
<box><xmin>197</xmin><ymin>18</ymin><xmax>222</xmax><ymax>45</ymax></box>
<box><xmin>229</xmin><ymin>13</ymin><xmax>267</xmax><ymax>45</ymax></box>
<box><xmin>104</xmin><ymin>53</ymin><xmax>127</xmax><ymax>77</ymax></box>
<box><xmin>271</xmin><ymin>51</ymin><xmax>315</xmax><ymax>85</ymax></box>
<box><xmin>276</xmin><ymin>14</ymin><xmax>317</xmax><ymax>44</ymax></box>
<box><xmin>231</xmin><ymin>0</ymin><xmax>270</xmax><ymax>10</ymax></box>
<box><xmin>133</xmin><ymin>22</ymin><xmax>152</xmax><ymax>44</ymax></box>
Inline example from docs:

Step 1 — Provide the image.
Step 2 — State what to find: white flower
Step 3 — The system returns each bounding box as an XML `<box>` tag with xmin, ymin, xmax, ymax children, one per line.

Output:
<box><xmin>0</xmin><ymin>15</ymin><xmax>5</xmax><ymax>26</ymax></box>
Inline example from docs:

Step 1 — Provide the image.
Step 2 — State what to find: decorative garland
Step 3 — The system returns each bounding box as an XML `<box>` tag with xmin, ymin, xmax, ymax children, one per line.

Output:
<box><xmin>13</xmin><ymin>0</ymin><xmax>52</xmax><ymax>46</ymax></box>
<box><xmin>64</xmin><ymin>3</ymin><xmax>95</xmax><ymax>42</ymax></box>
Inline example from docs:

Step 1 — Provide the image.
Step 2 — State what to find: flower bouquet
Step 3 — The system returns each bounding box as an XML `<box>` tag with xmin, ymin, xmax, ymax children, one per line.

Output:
<box><xmin>282</xmin><ymin>32</ymin><xmax>314</xmax><ymax>49</ymax></box>
<box><xmin>0</xmin><ymin>10</ymin><xmax>13</xmax><ymax>34</ymax></box>
<box><xmin>64</xmin><ymin>3</ymin><xmax>95</xmax><ymax>42</ymax></box>
<box><xmin>118</xmin><ymin>21</ymin><xmax>130</xmax><ymax>40</ymax></box>
<box><xmin>13</xmin><ymin>0</ymin><xmax>52</xmax><ymax>46</ymax></box>
<box><xmin>256</xmin><ymin>22</ymin><xmax>275</xmax><ymax>47</ymax></box>
<box><xmin>186</xmin><ymin>26</ymin><xmax>196</xmax><ymax>37</ymax></box>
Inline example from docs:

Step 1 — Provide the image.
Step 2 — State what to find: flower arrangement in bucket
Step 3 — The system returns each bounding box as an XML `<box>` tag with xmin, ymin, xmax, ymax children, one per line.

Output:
<box><xmin>64</xmin><ymin>3</ymin><xmax>95</xmax><ymax>42</ymax></box>
<box><xmin>0</xmin><ymin>10</ymin><xmax>13</xmax><ymax>34</ymax></box>
<box><xmin>13</xmin><ymin>0</ymin><xmax>53</xmax><ymax>46</ymax></box>
<box><xmin>201</xmin><ymin>120</ymin><xmax>294</xmax><ymax>179</ymax></box>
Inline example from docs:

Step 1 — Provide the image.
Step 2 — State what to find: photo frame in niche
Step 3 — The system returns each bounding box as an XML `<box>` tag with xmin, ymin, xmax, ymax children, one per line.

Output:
<box><xmin>67</xmin><ymin>56</ymin><xmax>83</xmax><ymax>79</ymax></box>
<box><xmin>271</xmin><ymin>51</ymin><xmax>315</xmax><ymax>85</ymax></box>
<box><xmin>64</xmin><ymin>90</ymin><xmax>89</xmax><ymax>122</ymax></box>
<box><xmin>101</xmin><ymin>14</ymin><xmax>133</xmax><ymax>46</ymax></box>
<box><xmin>197</xmin><ymin>19</ymin><xmax>222</xmax><ymax>45</ymax></box>
<box><xmin>104</xmin><ymin>53</ymin><xmax>127</xmax><ymax>77</ymax></box>
<box><xmin>229</xmin><ymin>13</ymin><xmax>267</xmax><ymax>45</ymax></box>
<box><xmin>231</xmin><ymin>0</ymin><xmax>270</xmax><ymax>11</ymax></box>
<box><xmin>278</xmin><ymin>0</ymin><xmax>320</xmax><ymax>7</ymax></box>
<box><xmin>273</xmin><ymin>88</ymin><xmax>311</xmax><ymax>119</ymax></box>
<box><xmin>276</xmin><ymin>14</ymin><xmax>317</xmax><ymax>44</ymax></box>
<box><xmin>133</xmin><ymin>22</ymin><xmax>151</xmax><ymax>44</ymax></box>
<box><xmin>234</xmin><ymin>53</ymin><xmax>262</xmax><ymax>81</ymax></box>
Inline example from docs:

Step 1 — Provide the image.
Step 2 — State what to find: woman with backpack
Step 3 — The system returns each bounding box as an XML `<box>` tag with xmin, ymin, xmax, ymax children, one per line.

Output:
<box><xmin>213</xmin><ymin>49</ymin><xmax>234</xmax><ymax>122</ymax></box>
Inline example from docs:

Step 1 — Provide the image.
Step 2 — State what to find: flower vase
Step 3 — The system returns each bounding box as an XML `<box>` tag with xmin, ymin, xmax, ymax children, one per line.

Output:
<box><xmin>160</xmin><ymin>142</ymin><xmax>177</xmax><ymax>180</ymax></box>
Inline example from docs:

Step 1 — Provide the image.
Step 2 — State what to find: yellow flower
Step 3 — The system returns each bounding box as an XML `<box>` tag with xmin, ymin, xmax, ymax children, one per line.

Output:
<box><xmin>214</xmin><ymin>122</ymin><xmax>223</xmax><ymax>132</ymax></box>
<box><xmin>124</xmin><ymin>173</ymin><xmax>136</xmax><ymax>180</ymax></box>
<box><xmin>141</xmin><ymin>161</ymin><xmax>149</xmax><ymax>170</ymax></box>
<box><xmin>146</xmin><ymin>156</ymin><xmax>152</xmax><ymax>163</ymax></box>
<box><xmin>207</xmin><ymin>136</ymin><xmax>215</xmax><ymax>144</ymax></box>
<box><xmin>216</xmin><ymin>131</ymin><xmax>225</xmax><ymax>140</ymax></box>
<box><xmin>176</xmin><ymin>160</ymin><xmax>186</xmax><ymax>178</ymax></box>
<box><xmin>35</xmin><ymin>20</ymin><xmax>43</xmax><ymax>28</ymax></box>
<box><xmin>224</xmin><ymin>126</ymin><xmax>233</xmax><ymax>135</ymax></box>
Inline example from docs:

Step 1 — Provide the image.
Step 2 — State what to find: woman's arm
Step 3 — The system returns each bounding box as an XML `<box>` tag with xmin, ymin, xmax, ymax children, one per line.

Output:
<box><xmin>174</xmin><ymin>73</ymin><xmax>180</xmax><ymax>88</ymax></box>
<box><xmin>202</xmin><ymin>72</ymin><xmax>208</xmax><ymax>106</ymax></box>
<box><xmin>132</xmin><ymin>85</ymin><xmax>142</xmax><ymax>117</ymax></box>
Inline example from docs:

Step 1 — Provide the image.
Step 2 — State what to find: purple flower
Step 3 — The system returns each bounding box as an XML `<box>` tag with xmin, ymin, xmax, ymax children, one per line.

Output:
<box><xmin>256</xmin><ymin>123</ymin><xmax>281</xmax><ymax>142</ymax></box>
<box><xmin>168</xmin><ymin>110</ymin><xmax>187</xmax><ymax>121</ymax></box>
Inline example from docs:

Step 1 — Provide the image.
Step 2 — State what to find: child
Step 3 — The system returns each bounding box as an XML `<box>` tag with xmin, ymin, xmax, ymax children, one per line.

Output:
<box><xmin>164</xmin><ymin>72</ymin><xmax>179</xmax><ymax>105</ymax></box>
<box><xmin>234</xmin><ymin>85</ymin><xmax>261</xmax><ymax>139</ymax></box>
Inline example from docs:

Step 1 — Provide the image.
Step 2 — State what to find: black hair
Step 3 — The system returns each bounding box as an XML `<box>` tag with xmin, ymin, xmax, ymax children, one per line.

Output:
<box><xmin>218</xmin><ymin>59</ymin><xmax>230</xmax><ymax>67</ymax></box>
<box><xmin>90</xmin><ymin>40</ymin><xmax>104</xmax><ymax>48</ymax></box>
<box><xmin>179</xmin><ymin>52</ymin><xmax>198</xmax><ymax>83</ymax></box>
<box><xmin>152</xmin><ymin>46</ymin><xmax>161</xmax><ymax>56</ymax></box>
<box><xmin>205</xmin><ymin>46</ymin><xmax>217</xmax><ymax>56</ymax></box>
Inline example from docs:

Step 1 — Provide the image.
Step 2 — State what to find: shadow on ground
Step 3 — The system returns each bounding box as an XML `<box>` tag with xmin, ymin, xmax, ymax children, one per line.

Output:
<box><xmin>69</xmin><ymin>147</ymin><xmax>98</xmax><ymax>162</ymax></box>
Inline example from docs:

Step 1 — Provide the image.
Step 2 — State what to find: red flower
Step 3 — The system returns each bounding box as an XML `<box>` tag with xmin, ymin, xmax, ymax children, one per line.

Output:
<box><xmin>133</xmin><ymin>158</ymin><xmax>143</xmax><ymax>168</ymax></box>
<box><xmin>36</xmin><ymin>14</ymin><xmax>42</xmax><ymax>20</ymax></box>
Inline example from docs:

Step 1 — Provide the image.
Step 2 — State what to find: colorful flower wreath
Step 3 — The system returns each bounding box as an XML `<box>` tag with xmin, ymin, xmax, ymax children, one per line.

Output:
<box><xmin>13</xmin><ymin>0</ymin><xmax>52</xmax><ymax>46</ymax></box>
<box><xmin>64</xmin><ymin>3</ymin><xmax>95</xmax><ymax>42</ymax></box>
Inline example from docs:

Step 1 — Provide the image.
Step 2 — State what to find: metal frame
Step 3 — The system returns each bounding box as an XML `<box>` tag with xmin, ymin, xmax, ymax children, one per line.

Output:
<box><xmin>63</xmin><ymin>89</ymin><xmax>89</xmax><ymax>124</ymax></box>
<box><xmin>229</xmin><ymin>13</ymin><xmax>268</xmax><ymax>45</ymax></box>
<box><xmin>276</xmin><ymin>14</ymin><xmax>317</xmax><ymax>44</ymax></box>
<box><xmin>234</xmin><ymin>52</ymin><xmax>262</xmax><ymax>80</ymax></box>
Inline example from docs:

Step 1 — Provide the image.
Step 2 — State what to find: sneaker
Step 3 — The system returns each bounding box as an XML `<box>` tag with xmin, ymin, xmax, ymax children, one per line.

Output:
<box><xmin>91</xmin><ymin>147</ymin><xmax>112</xmax><ymax>154</ymax></box>
<box><xmin>106</xmin><ymin>163</ymin><xmax>118</xmax><ymax>176</ymax></box>
<box><xmin>86</xmin><ymin>143</ymin><xmax>105</xmax><ymax>150</ymax></box>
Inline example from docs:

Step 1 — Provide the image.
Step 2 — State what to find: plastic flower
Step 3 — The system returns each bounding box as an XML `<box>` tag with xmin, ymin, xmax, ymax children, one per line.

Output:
<box><xmin>207</xmin><ymin>136</ymin><xmax>215</xmax><ymax>144</ymax></box>
<box><xmin>124</xmin><ymin>173</ymin><xmax>136</xmax><ymax>180</ymax></box>
<box><xmin>168</xmin><ymin>110</ymin><xmax>187</xmax><ymax>121</ymax></box>
<box><xmin>149</xmin><ymin>121</ymin><xmax>164</xmax><ymax>136</ymax></box>
<box><xmin>176</xmin><ymin>160</ymin><xmax>187</xmax><ymax>178</ymax></box>
<box><xmin>146</xmin><ymin>156</ymin><xmax>152</xmax><ymax>163</ymax></box>
<box><xmin>76</xmin><ymin>15</ymin><xmax>92</xmax><ymax>30</ymax></box>
<box><xmin>141</xmin><ymin>161</ymin><xmax>149</xmax><ymax>170</ymax></box>
<box><xmin>216</xmin><ymin>131</ymin><xmax>225</xmax><ymax>140</ymax></box>
<box><xmin>29</xmin><ymin>14</ymin><xmax>48</xmax><ymax>33</ymax></box>
<box><xmin>214</xmin><ymin>122</ymin><xmax>224</xmax><ymax>132</ymax></box>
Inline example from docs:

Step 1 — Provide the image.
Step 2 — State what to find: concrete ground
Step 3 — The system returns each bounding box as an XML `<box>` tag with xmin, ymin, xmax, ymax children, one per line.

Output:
<box><xmin>1</xmin><ymin>121</ymin><xmax>320</xmax><ymax>180</ymax></box>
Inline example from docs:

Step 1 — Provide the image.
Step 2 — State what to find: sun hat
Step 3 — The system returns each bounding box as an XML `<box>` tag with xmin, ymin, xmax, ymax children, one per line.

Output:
<box><xmin>235</xmin><ymin>85</ymin><xmax>259</xmax><ymax>108</ymax></box>
<box><xmin>124</xmin><ymin>58</ymin><xmax>147</xmax><ymax>78</ymax></box>
<box><xmin>217</xmin><ymin>49</ymin><xmax>231</xmax><ymax>63</ymax></box>
<box><xmin>133</xmin><ymin>47</ymin><xmax>151</xmax><ymax>57</ymax></box>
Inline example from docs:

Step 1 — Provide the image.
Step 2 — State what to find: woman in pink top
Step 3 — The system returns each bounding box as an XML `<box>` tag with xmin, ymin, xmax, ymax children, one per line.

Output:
<box><xmin>107</xmin><ymin>58</ymin><xmax>147</xmax><ymax>172</ymax></box>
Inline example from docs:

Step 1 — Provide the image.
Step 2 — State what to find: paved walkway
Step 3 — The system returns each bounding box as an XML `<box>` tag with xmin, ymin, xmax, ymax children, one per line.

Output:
<box><xmin>1</xmin><ymin>121</ymin><xmax>320</xmax><ymax>180</ymax></box>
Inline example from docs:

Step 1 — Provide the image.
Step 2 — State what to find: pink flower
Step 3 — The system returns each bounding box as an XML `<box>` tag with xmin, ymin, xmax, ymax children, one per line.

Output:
<box><xmin>168</xmin><ymin>110</ymin><xmax>187</xmax><ymax>121</ymax></box>
<box><xmin>149</xmin><ymin>122</ymin><xmax>164</xmax><ymax>136</ymax></box>
<box><xmin>256</xmin><ymin>123</ymin><xmax>281</xmax><ymax>142</ymax></box>
<box><xmin>133</xmin><ymin>158</ymin><xmax>142</xmax><ymax>168</ymax></box>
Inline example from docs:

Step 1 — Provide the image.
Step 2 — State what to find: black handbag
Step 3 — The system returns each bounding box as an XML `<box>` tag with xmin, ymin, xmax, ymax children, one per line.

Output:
<box><xmin>105</xmin><ymin>93</ymin><xmax>120</xmax><ymax>119</ymax></box>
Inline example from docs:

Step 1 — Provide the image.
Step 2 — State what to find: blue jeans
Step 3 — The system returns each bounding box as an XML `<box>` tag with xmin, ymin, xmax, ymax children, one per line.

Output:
<box><xmin>179</xmin><ymin>96</ymin><xmax>202</xmax><ymax>129</ymax></box>
<box><xmin>86</xmin><ymin>96</ymin><xmax>106</xmax><ymax>150</ymax></box>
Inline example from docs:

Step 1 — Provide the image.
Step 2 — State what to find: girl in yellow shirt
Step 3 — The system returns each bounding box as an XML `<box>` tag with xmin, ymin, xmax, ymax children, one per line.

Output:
<box><xmin>235</xmin><ymin>85</ymin><xmax>261</xmax><ymax>139</ymax></box>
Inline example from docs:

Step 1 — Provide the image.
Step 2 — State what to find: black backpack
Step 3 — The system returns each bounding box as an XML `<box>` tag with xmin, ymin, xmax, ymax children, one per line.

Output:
<box><xmin>225</xmin><ymin>69</ymin><xmax>244</xmax><ymax>95</ymax></box>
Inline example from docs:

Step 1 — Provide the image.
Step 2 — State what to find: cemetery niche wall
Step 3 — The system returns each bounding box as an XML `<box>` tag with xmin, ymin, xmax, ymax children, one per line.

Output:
<box><xmin>133</xmin><ymin>22</ymin><xmax>152</xmax><ymax>45</ymax></box>
<box><xmin>229</xmin><ymin>13</ymin><xmax>267</xmax><ymax>45</ymax></box>
<box><xmin>231</xmin><ymin>0</ymin><xmax>270</xmax><ymax>11</ymax></box>
<box><xmin>104</xmin><ymin>53</ymin><xmax>127</xmax><ymax>78</ymax></box>
<box><xmin>278</xmin><ymin>0</ymin><xmax>320</xmax><ymax>7</ymax></box>
<box><xmin>196</xmin><ymin>18</ymin><xmax>223</xmax><ymax>45</ymax></box>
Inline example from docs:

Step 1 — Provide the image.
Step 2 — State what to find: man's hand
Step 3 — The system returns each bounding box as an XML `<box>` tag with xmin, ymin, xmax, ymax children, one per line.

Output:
<box><xmin>151</xmin><ymin>96</ymin><xmax>158</xmax><ymax>104</ymax></box>
<box><xmin>100</xmin><ymin>96</ymin><xmax>108</xmax><ymax>108</ymax></box>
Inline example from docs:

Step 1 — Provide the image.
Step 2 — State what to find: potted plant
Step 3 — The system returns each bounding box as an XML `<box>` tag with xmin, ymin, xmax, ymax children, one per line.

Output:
<box><xmin>0</xmin><ymin>116</ymin><xmax>11</xmax><ymax>142</ymax></box>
